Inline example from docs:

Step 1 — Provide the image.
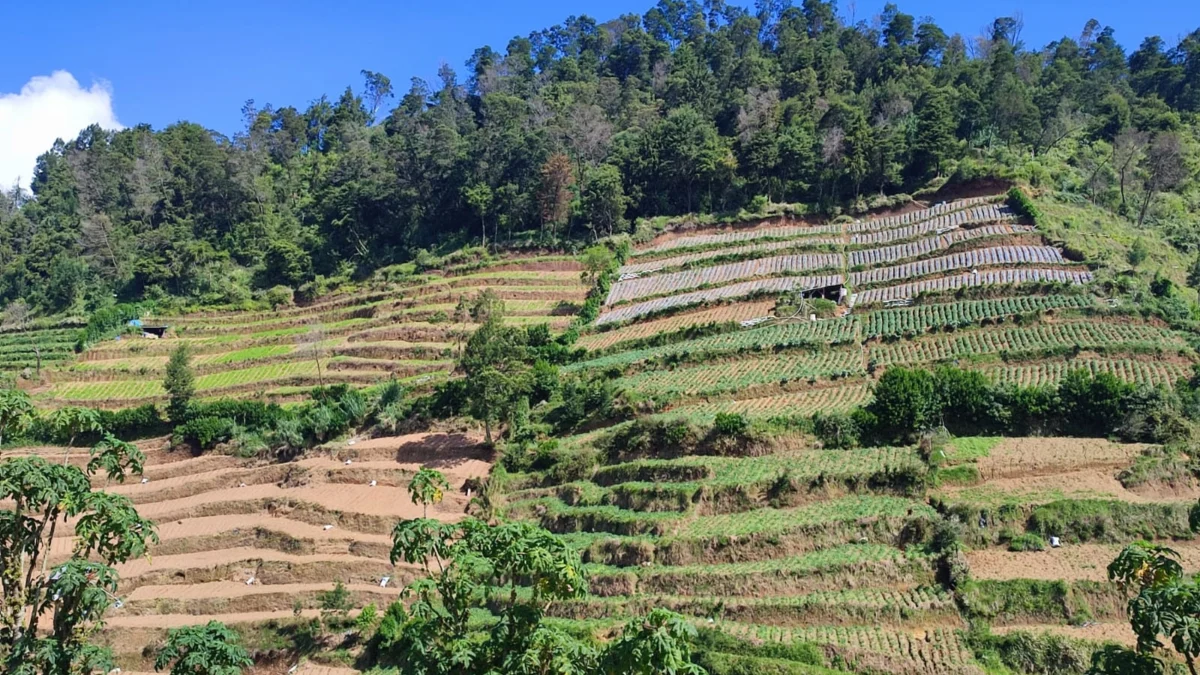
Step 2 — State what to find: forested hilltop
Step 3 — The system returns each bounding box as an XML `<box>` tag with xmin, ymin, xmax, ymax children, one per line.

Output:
<box><xmin>1</xmin><ymin>0</ymin><xmax>1199</xmax><ymax>315</ymax></box>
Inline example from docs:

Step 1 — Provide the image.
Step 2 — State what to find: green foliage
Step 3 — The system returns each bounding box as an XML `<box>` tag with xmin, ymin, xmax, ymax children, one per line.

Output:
<box><xmin>1006</xmin><ymin>186</ymin><xmax>1043</xmax><ymax>224</ymax></box>
<box><xmin>75</xmin><ymin>303</ymin><xmax>146</xmax><ymax>351</ymax></box>
<box><xmin>0</xmin><ymin>387</ymin><xmax>33</xmax><ymax>449</ymax></box>
<box><xmin>175</xmin><ymin>416</ymin><xmax>236</xmax><ymax>450</ymax></box>
<box><xmin>164</xmin><ymin>342</ymin><xmax>196</xmax><ymax>424</ymax></box>
<box><xmin>600</xmin><ymin>608</ymin><xmax>705</xmax><ymax>675</ymax></box>
<box><xmin>868</xmin><ymin>367</ymin><xmax>938</xmax><ymax>440</ymax></box>
<box><xmin>1100</xmin><ymin>542</ymin><xmax>1200</xmax><ymax>672</ymax></box>
<box><xmin>408</xmin><ymin>468</ymin><xmax>450</xmax><ymax>518</ymax></box>
<box><xmin>712</xmin><ymin>412</ymin><xmax>748</xmax><ymax>437</ymax></box>
<box><xmin>1128</xmin><ymin>237</ymin><xmax>1150</xmax><ymax>267</ymax></box>
<box><xmin>0</xmin><ymin>456</ymin><xmax>157</xmax><ymax>673</ymax></box>
<box><xmin>1006</xmin><ymin>533</ymin><xmax>1046</xmax><ymax>552</ymax></box>
<box><xmin>154</xmin><ymin>621</ymin><xmax>253</xmax><ymax>675</ymax></box>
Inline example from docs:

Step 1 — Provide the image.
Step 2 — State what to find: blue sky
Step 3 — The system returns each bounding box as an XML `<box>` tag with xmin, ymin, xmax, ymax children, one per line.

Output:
<box><xmin>1</xmin><ymin>0</ymin><xmax>1198</xmax><ymax>188</ymax></box>
<box><xmin>5</xmin><ymin>0</ymin><xmax>1200</xmax><ymax>134</ymax></box>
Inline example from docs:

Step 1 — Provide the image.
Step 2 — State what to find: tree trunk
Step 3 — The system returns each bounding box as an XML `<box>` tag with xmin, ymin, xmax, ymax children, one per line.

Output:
<box><xmin>1138</xmin><ymin>177</ymin><xmax>1159</xmax><ymax>228</ymax></box>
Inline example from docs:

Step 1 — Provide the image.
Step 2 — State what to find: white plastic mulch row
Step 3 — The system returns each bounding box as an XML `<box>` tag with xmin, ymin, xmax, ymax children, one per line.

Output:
<box><xmin>595</xmin><ymin>275</ymin><xmax>844</xmax><ymax>327</ymax></box>
<box><xmin>848</xmin><ymin>246</ymin><xmax>1065</xmax><ymax>286</ymax></box>
<box><xmin>850</xmin><ymin>269</ymin><xmax>1093</xmax><ymax>307</ymax></box>
<box><xmin>634</xmin><ymin>195</ymin><xmax>998</xmax><ymax>256</ymax></box>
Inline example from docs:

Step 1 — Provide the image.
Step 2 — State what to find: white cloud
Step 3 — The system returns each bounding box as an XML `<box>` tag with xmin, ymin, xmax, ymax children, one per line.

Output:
<box><xmin>0</xmin><ymin>71</ymin><xmax>122</xmax><ymax>192</ymax></box>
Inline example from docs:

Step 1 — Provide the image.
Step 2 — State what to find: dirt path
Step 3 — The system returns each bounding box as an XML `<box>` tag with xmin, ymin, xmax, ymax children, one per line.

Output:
<box><xmin>968</xmin><ymin>541</ymin><xmax>1200</xmax><ymax>582</ymax></box>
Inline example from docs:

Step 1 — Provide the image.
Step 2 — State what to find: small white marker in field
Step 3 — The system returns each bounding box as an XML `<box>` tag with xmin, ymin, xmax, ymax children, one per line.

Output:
<box><xmin>369</xmin><ymin>480</ymin><xmax>377</xmax><ymax>487</ymax></box>
<box><xmin>348</xmin><ymin>439</ymin><xmax>356</xmax><ymax>446</ymax></box>
<box><xmin>323</xmin><ymin>524</ymin><xmax>334</xmax><ymax>531</ymax></box>
<box><xmin>246</xmin><ymin>577</ymin><xmax>255</xmax><ymax>585</ymax></box>
<box><xmin>344</xmin><ymin>459</ymin><xmax>352</xmax><ymax>466</ymax></box>
<box><xmin>380</xmin><ymin>576</ymin><xmax>390</xmax><ymax>587</ymax></box>
<box><xmin>140</xmin><ymin>478</ymin><xmax>149</xmax><ymax>484</ymax></box>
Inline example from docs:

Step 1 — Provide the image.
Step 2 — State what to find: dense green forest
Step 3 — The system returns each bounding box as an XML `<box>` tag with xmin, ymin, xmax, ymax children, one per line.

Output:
<box><xmin>1</xmin><ymin>0</ymin><xmax>1198</xmax><ymax>314</ymax></box>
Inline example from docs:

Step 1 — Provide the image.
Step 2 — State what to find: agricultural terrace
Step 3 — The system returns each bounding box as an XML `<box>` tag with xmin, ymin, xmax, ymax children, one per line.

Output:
<box><xmin>23</xmin><ymin>256</ymin><xmax>587</xmax><ymax>408</ymax></box>
<box><xmin>576</xmin><ymin>190</ymin><xmax>1196</xmax><ymax>418</ymax></box>
<box><xmin>515</xmin><ymin>190</ymin><xmax>1200</xmax><ymax>667</ymax></box>
<box><xmin>925</xmin><ymin>435</ymin><xmax>1200</xmax><ymax>643</ymax></box>
<box><xmin>498</xmin><ymin>411</ymin><xmax>978</xmax><ymax>672</ymax></box>
<box><xmin>16</xmin><ymin>431</ymin><xmax>492</xmax><ymax>671</ymax></box>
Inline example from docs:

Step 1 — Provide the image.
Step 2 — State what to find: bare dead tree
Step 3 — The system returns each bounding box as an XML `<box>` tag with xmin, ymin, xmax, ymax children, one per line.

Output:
<box><xmin>1138</xmin><ymin>132</ymin><xmax>1188</xmax><ymax>227</ymax></box>
<box><xmin>1112</xmin><ymin>129</ymin><xmax>1149</xmax><ymax>213</ymax></box>
<box><xmin>299</xmin><ymin>323</ymin><xmax>327</xmax><ymax>388</ymax></box>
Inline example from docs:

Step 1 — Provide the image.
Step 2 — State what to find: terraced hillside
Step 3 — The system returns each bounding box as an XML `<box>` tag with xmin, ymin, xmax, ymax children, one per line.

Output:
<box><xmin>29</xmin><ymin>256</ymin><xmax>586</xmax><ymax>408</ymax></box>
<box><xmin>485</xmin><ymin>190</ymin><xmax>1200</xmax><ymax>672</ymax></box>
<box><xmin>12</xmin><ymin>190</ymin><xmax>1200</xmax><ymax>674</ymax></box>
<box><xmin>16</xmin><ymin>431</ymin><xmax>492</xmax><ymax>671</ymax></box>
<box><xmin>932</xmin><ymin>436</ymin><xmax>1200</xmax><ymax>649</ymax></box>
<box><xmin>577</xmin><ymin>192</ymin><xmax>1193</xmax><ymax>420</ymax></box>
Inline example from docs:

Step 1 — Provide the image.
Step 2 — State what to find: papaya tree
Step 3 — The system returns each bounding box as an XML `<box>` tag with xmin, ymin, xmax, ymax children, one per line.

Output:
<box><xmin>1096</xmin><ymin>542</ymin><xmax>1200</xmax><ymax>675</ymax></box>
<box><xmin>379</xmin><ymin>516</ymin><xmax>705</xmax><ymax>674</ymax></box>
<box><xmin>408</xmin><ymin>468</ymin><xmax>449</xmax><ymax>519</ymax></box>
<box><xmin>154</xmin><ymin>620</ymin><xmax>252</xmax><ymax>675</ymax></box>
<box><xmin>0</xmin><ymin>452</ymin><xmax>156</xmax><ymax>673</ymax></box>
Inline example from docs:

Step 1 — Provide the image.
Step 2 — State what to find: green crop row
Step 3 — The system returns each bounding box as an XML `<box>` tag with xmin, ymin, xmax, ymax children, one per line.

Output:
<box><xmin>616</xmin><ymin>349</ymin><xmax>865</xmax><ymax>398</ymax></box>
<box><xmin>568</xmin><ymin>318</ymin><xmax>859</xmax><ymax>372</ymax></box>
<box><xmin>861</xmin><ymin>295</ymin><xmax>1094</xmax><ymax>339</ymax></box>
<box><xmin>868</xmin><ymin>321</ymin><xmax>1188</xmax><ymax>366</ymax></box>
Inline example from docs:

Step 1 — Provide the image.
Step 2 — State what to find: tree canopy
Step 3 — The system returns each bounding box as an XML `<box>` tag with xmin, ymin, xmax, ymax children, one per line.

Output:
<box><xmin>1</xmin><ymin>2</ymin><xmax>1197</xmax><ymax>314</ymax></box>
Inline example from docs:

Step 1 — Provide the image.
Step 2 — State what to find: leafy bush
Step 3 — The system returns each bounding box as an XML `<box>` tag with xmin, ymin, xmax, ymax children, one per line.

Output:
<box><xmin>176</xmin><ymin>416</ymin><xmax>236</xmax><ymax>450</ymax></box>
<box><xmin>188</xmin><ymin>399</ymin><xmax>285</xmax><ymax>430</ymax></box>
<box><xmin>265</xmin><ymin>285</ymin><xmax>295</xmax><ymax>308</ymax></box>
<box><xmin>1006</xmin><ymin>186</ymin><xmax>1042</xmax><ymax>225</ymax></box>
<box><xmin>76</xmin><ymin>303</ymin><xmax>147</xmax><ymax>351</ymax></box>
<box><xmin>811</xmin><ymin>411</ymin><xmax>863</xmax><ymax>449</ymax></box>
<box><xmin>711</xmin><ymin>412</ymin><xmax>747</xmax><ymax>437</ymax></box>
<box><xmin>1007</xmin><ymin>533</ymin><xmax>1046</xmax><ymax>552</ymax></box>
<box><xmin>98</xmin><ymin>404</ymin><xmax>166</xmax><ymax>438</ymax></box>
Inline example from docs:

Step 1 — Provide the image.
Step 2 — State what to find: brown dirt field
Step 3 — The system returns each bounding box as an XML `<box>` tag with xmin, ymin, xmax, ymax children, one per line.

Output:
<box><xmin>41</xmin><ymin>430</ymin><xmax>491</xmax><ymax>630</ymax></box>
<box><xmin>115</xmin><ymin>547</ymin><xmax>395</xmax><ymax>578</ymax></box>
<box><xmin>128</xmin><ymin>482</ymin><xmax>466</xmax><ymax>520</ymax></box>
<box><xmin>968</xmin><ymin>541</ymin><xmax>1200</xmax><ymax>582</ymax></box>
<box><xmin>993</xmin><ymin>622</ymin><xmax>1135</xmax><ymax>646</ymax></box>
<box><xmin>940</xmin><ymin>468</ymin><xmax>1200</xmax><ymax>505</ymax></box>
<box><xmin>105</xmin><ymin>608</ymin><xmax>330</xmax><ymax>628</ymax></box>
<box><xmin>975</xmin><ymin>437</ymin><xmax>1146</xmax><ymax>480</ymax></box>
<box><xmin>579</xmin><ymin>301</ymin><xmax>776</xmax><ymax>351</ymax></box>
<box><xmin>123</xmin><ymin>578</ymin><xmax>403</xmax><ymax>598</ymax></box>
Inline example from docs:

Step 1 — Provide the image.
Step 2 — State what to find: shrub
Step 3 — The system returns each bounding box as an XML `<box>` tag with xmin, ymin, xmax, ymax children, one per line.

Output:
<box><xmin>98</xmin><ymin>404</ymin><xmax>167</xmax><ymax>438</ymax></box>
<box><xmin>1007</xmin><ymin>533</ymin><xmax>1046</xmax><ymax>552</ymax></box>
<box><xmin>188</xmin><ymin>399</ymin><xmax>286</xmax><ymax>430</ymax></box>
<box><xmin>712</xmin><ymin>412</ymin><xmax>749</xmax><ymax>437</ymax></box>
<box><xmin>76</xmin><ymin>303</ymin><xmax>147</xmax><ymax>351</ymax></box>
<box><xmin>265</xmin><ymin>285</ymin><xmax>295</xmax><ymax>309</ymax></box>
<box><xmin>1006</xmin><ymin>186</ymin><xmax>1042</xmax><ymax>225</ymax></box>
<box><xmin>811</xmin><ymin>411</ymin><xmax>862</xmax><ymax>449</ymax></box>
<box><xmin>176</xmin><ymin>416</ymin><xmax>235</xmax><ymax>450</ymax></box>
